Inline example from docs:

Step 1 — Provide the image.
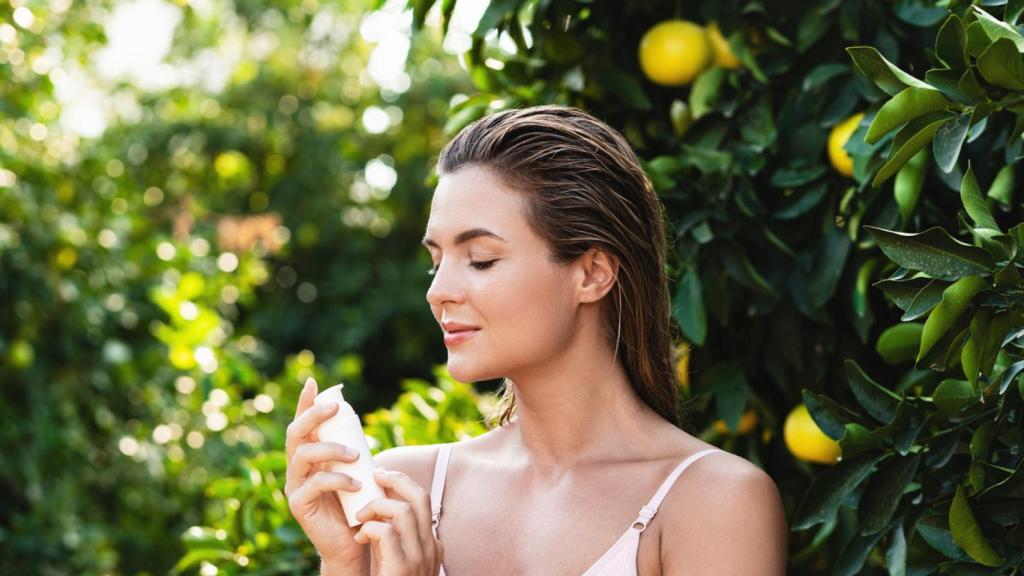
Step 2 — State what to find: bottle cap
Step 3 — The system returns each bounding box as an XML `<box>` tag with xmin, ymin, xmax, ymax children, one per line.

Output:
<box><xmin>313</xmin><ymin>383</ymin><xmax>354</xmax><ymax>416</ymax></box>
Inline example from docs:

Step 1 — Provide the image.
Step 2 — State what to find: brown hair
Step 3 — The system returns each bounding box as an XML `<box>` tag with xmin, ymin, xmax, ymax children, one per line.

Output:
<box><xmin>436</xmin><ymin>105</ymin><xmax>686</xmax><ymax>429</ymax></box>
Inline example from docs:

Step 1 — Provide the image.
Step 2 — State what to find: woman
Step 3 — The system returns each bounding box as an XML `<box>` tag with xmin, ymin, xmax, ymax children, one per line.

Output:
<box><xmin>285</xmin><ymin>105</ymin><xmax>788</xmax><ymax>575</ymax></box>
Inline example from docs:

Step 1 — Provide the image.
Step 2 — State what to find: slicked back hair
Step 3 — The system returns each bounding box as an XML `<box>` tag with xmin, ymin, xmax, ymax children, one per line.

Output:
<box><xmin>436</xmin><ymin>105</ymin><xmax>685</xmax><ymax>430</ymax></box>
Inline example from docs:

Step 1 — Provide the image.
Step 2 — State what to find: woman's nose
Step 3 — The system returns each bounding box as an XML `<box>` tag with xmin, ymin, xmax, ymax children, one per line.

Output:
<box><xmin>425</xmin><ymin>260</ymin><xmax>462</xmax><ymax>308</ymax></box>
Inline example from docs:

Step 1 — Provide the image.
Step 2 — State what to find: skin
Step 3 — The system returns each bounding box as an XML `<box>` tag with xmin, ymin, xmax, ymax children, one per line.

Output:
<box><xmin>287</xmin><ymin>164</ymin><xmax>789</xmax><ymax>575</ymax></box>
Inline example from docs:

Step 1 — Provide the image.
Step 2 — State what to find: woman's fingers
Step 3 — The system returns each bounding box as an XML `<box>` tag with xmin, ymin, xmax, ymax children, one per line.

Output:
<box><xmin>287</xmin><ymin>470</ymin><xmax>363</xmax><ymax>519</ymax></box>
<box><xmin>354</xmin><ymin>521</ymin><xmax>408</xmax><ymax>565</ymax></box>
<box><xmin>286</xmin><ymin>398</ymin><xmax>339</xmax><ymax>462</ymax></box>
<box><xmin>354</xmin><ymin>497</ymin><xmax>423</xmax><ymax>561</ymax></box>
<box><xmin>284</xmin><ymin>442</ymin><xmax>360</xmax><ymax>496</ymax></box>
<box><xmin>361</xmin><ymin>468</ymin><xmax>438</xmax><ymax>564</ymax></box>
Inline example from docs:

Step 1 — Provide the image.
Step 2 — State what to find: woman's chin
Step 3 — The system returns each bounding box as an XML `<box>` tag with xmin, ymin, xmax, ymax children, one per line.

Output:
<box><xmin>446</xmin><ymin>359</ymin><xmax>494</xmax><ymax>384</ymax></box>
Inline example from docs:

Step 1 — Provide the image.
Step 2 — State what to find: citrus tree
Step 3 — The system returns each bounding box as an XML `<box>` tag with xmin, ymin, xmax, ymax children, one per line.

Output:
<box><xmin>0</xmin><ymin>0</ymin><xmax>469</xmax><ymax>572</ymax></box>
<box><xmin>394</xmin><ymin>0</ymin><xmax>1024</xmax><ymax>573</ymax></box>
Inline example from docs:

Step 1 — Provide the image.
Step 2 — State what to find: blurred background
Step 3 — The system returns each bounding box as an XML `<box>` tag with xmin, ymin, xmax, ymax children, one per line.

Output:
<box><xmin>4</xmin><ymin>0</ymin><xmax>1024</xmax><ymax>574</ymax></box>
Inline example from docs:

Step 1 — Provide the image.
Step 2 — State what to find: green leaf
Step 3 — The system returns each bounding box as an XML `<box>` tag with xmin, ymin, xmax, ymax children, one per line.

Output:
<box><xmin>600</xmin><ymin>68</ymin><xmax>651</xmax><ymax>110</ymax></box>
<box><xmin>874</xmin><ymin>276</ymin><xmax>932</xmax><ymax>311</ymax></box>
<box><xmin>970</xmin><ymin>5</ymin><xmax>1024</xmax><ymax>51</ymax></box>
<box><xmin>690</xmin><ymin>67</ymin><xmax>725</xmax><ymax>120</ymax></box>
<box><xmin>770</xmin><ymin>164</ymin><xmax>826</xmax><ymax>187</ymax></box>
<box><xmin>876</xmin><ymin>323</ymin><xmax>924</xmax><ymax>365</ymax></box>
<box><xmin>844</xmin><ymin>359</ymin><xmax>901</xmax><ymax>422</ymax></box>
<box><xmin>894</xmin><ymin>149</ymin><xmax>927</xmax><ymax>224</ymax></box>
<box><xmin>835</xmin><ymin>524</ymin><xmax>890</xmax><ymax>576</ymax></box>
<box><xmin>859</xmin><ymin>454</ymin><xmax>921</xmax><ymax>535</ymax></box>
<box><xmin>918</xmin><ymin>515</ymin><xmax>973</xmax><ymax>561</ymax></box>
<box><xmin>808</xmin><ymin>224</ymin><xmax>851</xmax><ymax>306</ymax></box>
<box><xmin>936</xmin><ymin>14</ymin><xmax>968</xmax><ymax>70</ymax></box>
<box><xmin>950</xmin><ymin>484</ymin><xmax>1006</xmax><ymax>567</ymax></box>
<box><xmin>918</xmin><ymin>276</ymin><xmax>988</xmax><ymax>368</ymax></box>
<box><xmin>987</xmin><ymin>164</ymin><xmax>1015</xmax><ymax>205</ymax></box>
<box><xmin>977</xmin><ymin>37</ymin><xmax>1024</xmax><ymax>90</ymax></box>
<box><xmin>933</xmin><ymin>112</ymin><xmax>972</xmax><ymax>174</ymax></box>
<box><xmin>961</xmin><ymin>308</ymin><xmax>992</xmax><ymax>390</ymax></box>
<box><xmin>792</xmin><ymin>452</ymin><xmax>887</xmax><ymax>530</ymax></box>
<box><xmin>865</xmin><ymin>226</ymin><xmax>997</xmax><ymax>280</ymax></box>
<box><xmin>873</xmin><ymin>112</ymin><xmax>954</xmax><ymax>187</ymax></box>
<box><xmin>933</xmin><ymin>378</ymin><xmax>975</xmax><ymax>416</ymax></box>
<box><xmin>1009</xmin><ymin>0</ymin><xmax>1024</xmax><ymax>26</ymax></box>
<box><xmin>802</xmin><ymin>63</ymin><xmax>849</xmax><ymax>91</ymax></box>
<box><xmin>866</xmin><ymin>87</ymin><xmax>950</xmax><ymax>144</ymax></box>
<box><xmin>711</xmin><ymin>364</ymin><xmax>747</xmax><ymax>431</ymax></box>
<box><xmin>674</xmin><ymin>266</ymin><xmax>706</xmax><ymax>346</ymax></box>
<box><xmin>439</xmin><ymin>0</ymin><xmax>457</xmax><ymax>37</ymax></box>
<box><xmin>839</xmin><ymin>422</ymin><xmax>882</xmax><ymax>458</ymax></box>
<box><xmin>886</xmin><ymin>524</ymin><xmax>907</xmax><ymax>576</ymax></box>
<box><xmin>847</xmin><ymin>47</ymin><xmax>934</xmax><ymax>96</ymax></box>
<box><xmin>472</xmin><ymin>0</ymin><xmax>518</xmax><ymax>38</ymax></box>
<box><xmin>998</xmin><ymin>360</ymin><xmax>1024</xmax><ymax>395</ymax></box>
<box><xmin>802</xmin><ymin>389</ymin><xmax>869</xmax><ymax>440</ymax></box>
<box><xmin>773</xmin><ymin>182</ymin><xmax>828</xmax><ymax>219</ymax></box>
<box><xmin>902</xmin><ymin>278</ymin><xmax>948</xmax><ymax>322</ymax></box>
<box><xmin>719</xmin><ymin>242</ymin><xmax>777</xmax><ymax>296</ymax></box>
<box><xmin>961</xmin><ymin>163</ymin><xmax>1001</xmax><ymax>232</ymax></box>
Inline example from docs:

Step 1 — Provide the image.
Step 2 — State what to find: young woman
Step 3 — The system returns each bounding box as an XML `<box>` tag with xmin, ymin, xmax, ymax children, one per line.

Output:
<box><xmin>285</xmin><ymin>105</ymin><xmax>788</xmax><ymax>575</ymax></box>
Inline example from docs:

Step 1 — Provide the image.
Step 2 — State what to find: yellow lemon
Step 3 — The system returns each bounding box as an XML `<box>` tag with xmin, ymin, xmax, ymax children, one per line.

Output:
<box><xmin>675</xmin><ymin>342</ymin><xmax>690</xmax><ymax>392</ymax></box>
<box><xmin>784</xmin><ymin>404</ymin><xmax>841</xmax><ymax>464</ymax></box>
<box><xmin>706</xmin><ymin>22</ymin><xmax>741</xmax><ymax>69</ymax></box>
<box><xmin>713</xmin><ymin>408</ymin><xmax>759</xmax><ymax>435</ymax></box>
<box><xmin>828</xmin><ymin>113</ymin><xmax>864</xmax><ymax>177</ymax></box>
<box><xmin>638</xmin><ymin>20</ymin><xmax>712</xmax><ymax>86</ymax></box>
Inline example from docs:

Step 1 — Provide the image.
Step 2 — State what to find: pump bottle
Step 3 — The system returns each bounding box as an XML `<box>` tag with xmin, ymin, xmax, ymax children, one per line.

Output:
<box><xmin>312</xmin><ymin>381</ymin><xmax>385</xmax><ymax>527</ymax></box>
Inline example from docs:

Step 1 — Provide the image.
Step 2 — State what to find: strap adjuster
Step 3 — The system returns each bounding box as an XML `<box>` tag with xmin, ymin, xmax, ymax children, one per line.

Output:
<box><xmin>638</xmin><ymin>505</ymin><xmax>656</xmax><ymax>520</ymax></box>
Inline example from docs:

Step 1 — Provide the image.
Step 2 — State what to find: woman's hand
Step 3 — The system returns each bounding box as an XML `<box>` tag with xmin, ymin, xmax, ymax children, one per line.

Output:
<box><xmin>285</xmin><ymin>378</ymin><xmax>365</xmax><ymax>567</ymax></box>
<box><xmin>355</xmin><ymin>468</ymin><xmax>445</xmax><ymax>576</ymax></box>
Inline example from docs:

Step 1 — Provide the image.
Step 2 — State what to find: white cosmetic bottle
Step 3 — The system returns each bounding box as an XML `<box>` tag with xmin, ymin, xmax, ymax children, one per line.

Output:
<box><xmin>312</xmin><ymin>382</ymin><xmax>385</xmax><ymax>527</ymax></box>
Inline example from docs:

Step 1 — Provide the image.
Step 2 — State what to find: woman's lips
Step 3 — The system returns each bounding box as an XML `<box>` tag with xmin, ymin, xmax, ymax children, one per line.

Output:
<box><xmin>444</xmin><ymin>329</ymin><xmax>480</xmax><ymax>346</ymax></box>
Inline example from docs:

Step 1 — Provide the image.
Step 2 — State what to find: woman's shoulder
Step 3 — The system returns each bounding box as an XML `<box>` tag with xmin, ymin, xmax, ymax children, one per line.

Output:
<box><xmin>656</xmin><ymin>442</ymin><xmax>788</xmax><ymax>574</ymax></box>
<box><xmin>372</xmin><ymin>442</ymin><xmax>451</xmax><ymax>493</ymax></box>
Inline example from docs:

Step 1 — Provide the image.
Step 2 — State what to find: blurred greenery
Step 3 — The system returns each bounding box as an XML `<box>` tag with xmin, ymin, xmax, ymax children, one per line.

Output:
<box><xmin>1</xmin><ymin>0</ymin><xmax>475</xmax><ymax>572</ymax></box>
<box><xmin>5</xmin><ymin>0</ymin><xmax>1024</xmax><ymax>575</ymax></box>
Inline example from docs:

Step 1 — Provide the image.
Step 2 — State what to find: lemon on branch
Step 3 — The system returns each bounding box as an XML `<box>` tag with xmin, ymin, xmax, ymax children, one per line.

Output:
<box><xmin>828</xmin><ymin>113</ymin><xmax>864</xmax><ymax>177</ymax></box>
<box><xmin>638</xmin><ymin>20</ymin><xmax>711</xmax><ymax>86</ymax></box>
<box><xmin>706</xmin><ymin>22</ymin><xmax>741</xmax><ymax>69</ymax></box>
<box><xmin>784</xmin><ymin>404</ymin><xmax>841</xmax><ymax>464</ymax></box>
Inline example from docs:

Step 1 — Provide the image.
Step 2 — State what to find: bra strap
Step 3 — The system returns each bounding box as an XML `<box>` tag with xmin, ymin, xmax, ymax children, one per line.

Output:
<box><xmin>430</xmin><ymin>443</ymin><xmax>453</xmax><ymax>533</ymax></box>
<box><xmin>630</xmin><ymin>448</ymin><xmax>724</xmax><ymax>533</ymax></box>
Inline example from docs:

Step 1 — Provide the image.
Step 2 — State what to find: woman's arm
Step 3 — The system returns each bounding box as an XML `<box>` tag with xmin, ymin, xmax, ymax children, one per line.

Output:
<box><xmin>321</xmin><ymin>553</ymin><xmax>369</xmax><ymax>576</ymax></box>
<box><xmin>660</xmin><ymin>456</ymin><xmax>788</xmax><ymax>575</ymax></box>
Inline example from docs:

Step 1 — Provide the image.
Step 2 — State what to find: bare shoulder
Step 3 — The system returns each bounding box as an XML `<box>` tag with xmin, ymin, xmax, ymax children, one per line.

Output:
<box><xmin>659</xmin><ymin>449</ymin><xmax>788</xmax><ymax>576</ymax></box>
<box><xmin>372</xmin><ymin>443</ymin><xmax>445</xmax><ymax>493</ymax></box>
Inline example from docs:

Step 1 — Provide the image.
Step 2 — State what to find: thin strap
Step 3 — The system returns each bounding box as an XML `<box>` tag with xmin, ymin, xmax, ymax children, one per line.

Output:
<box><xmin>430</xmin><ymin>443</ymin><xmax>453</xmax><ymax>532</ymax></box>
<box><xmin>631</xmin><ymin>448</ymin><xmax>724</xmax><ymax>532</ymax></box>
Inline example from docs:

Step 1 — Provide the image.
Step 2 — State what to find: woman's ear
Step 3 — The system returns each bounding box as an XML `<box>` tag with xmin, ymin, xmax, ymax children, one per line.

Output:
<box><xmin>577</xmin><ymin>248</ymin><xmax>619</xmax><ymax>304</ymax></box>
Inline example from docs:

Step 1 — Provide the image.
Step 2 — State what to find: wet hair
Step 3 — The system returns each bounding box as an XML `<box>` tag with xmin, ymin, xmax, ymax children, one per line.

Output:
<box><xmin>436</xmin><ymin>105</ymin><xmax>686</xmax><ymax>429</ymax></box>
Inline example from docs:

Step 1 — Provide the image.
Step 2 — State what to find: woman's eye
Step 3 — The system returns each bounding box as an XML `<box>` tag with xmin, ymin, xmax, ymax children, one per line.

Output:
<box><xmin>470</xmin><ymin>260</ymin><xmax>497</xmax><ymax>270</ymax></box>
<box><xmin>427</xmin><ymin>260</ymin><xmax>496</xmax><ymax>275</ymax></box>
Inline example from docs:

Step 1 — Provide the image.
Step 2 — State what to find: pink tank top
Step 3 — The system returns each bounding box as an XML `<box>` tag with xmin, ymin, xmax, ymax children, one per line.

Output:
<box><xmin>429</xmin><ymin>444</ymin><xmax>724</xmax><ymax>575</ymax></box>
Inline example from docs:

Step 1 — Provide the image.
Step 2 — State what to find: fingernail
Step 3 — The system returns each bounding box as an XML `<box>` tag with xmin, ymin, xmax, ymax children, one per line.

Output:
<box><xmin>304</xmin><ymin>376</ymin><xmax>316</xmax><ymax>391</ymax></box>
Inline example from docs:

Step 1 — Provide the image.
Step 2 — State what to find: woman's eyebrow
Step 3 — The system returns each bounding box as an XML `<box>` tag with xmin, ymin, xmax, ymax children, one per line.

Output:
<box><xmin>421</xmin><ymin>228</ymin><xmax>508</xmax><ymax>248</ymax></box>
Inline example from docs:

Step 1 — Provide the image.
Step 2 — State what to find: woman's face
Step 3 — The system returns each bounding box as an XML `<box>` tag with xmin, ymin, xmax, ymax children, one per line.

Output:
<box><xmin>423</xmin><ymin>164</ymin><xmax>579</xmax><ymax>383</ymax></box>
